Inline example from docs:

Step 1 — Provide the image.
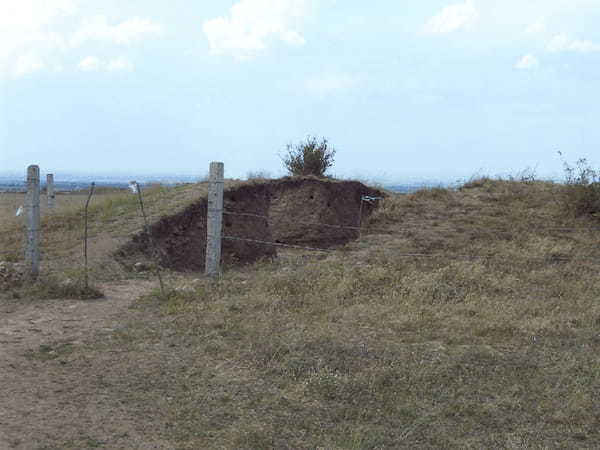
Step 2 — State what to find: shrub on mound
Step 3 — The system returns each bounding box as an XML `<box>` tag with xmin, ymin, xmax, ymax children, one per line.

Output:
<box><xmin>282</xmin><ymin>136</ymin><xmax>336</xmax><ymax>177</ymax></box>
<box><xmin>561</xmin><ymin>156</ymin><xmax>600</xmax><ymax>217</ymax></box>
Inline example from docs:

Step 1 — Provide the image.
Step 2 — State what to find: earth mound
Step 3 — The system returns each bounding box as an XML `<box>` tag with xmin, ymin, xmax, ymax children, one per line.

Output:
<box><xmin>116</xmin><ymin>177</ymin><xmax>383</xmax><ymax>272</ymax></box>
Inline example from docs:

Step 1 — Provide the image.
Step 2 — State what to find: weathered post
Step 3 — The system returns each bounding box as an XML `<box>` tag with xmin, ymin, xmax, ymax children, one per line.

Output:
<box><xmin>46</xmin><ymin>173</ymin><xmax>55</xmax><ymax>211</ymax></box>
<box><xmin>205</xmin><ymin>162</ymin><xmax>224</xmax><ymax>278</ymax></box>
<box><xmin>25</xmin><ymin>165</ymin><xmax>41</xmax><ymax>280</ymax></box>
<box><xmin>84</xmin><ymin>182</ymin><xmax>96</xmax><ymax>290</ymax></box>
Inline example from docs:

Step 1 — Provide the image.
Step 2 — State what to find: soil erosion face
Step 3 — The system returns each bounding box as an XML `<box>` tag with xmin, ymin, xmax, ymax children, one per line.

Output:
<box><xmin>117</xmin><ymin>178</ymin><xmax>383</xmax><ymax>272</ymax></box>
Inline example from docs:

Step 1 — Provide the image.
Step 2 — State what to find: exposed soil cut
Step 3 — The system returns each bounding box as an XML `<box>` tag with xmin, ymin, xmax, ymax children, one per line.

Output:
<box><xmin>116</xmin><ymin>177</ymin><xmax>383</xmax><ymax>272</ymax></box>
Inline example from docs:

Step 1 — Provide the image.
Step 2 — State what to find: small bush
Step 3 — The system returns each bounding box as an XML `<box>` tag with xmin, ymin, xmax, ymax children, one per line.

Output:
<box><xmin>560</xmin><ymin>154</ymin><xmax>600</xmax><ymax>217</ymax></box>
<box><xmin>281</xmin><ymin>136</ymin><xmax>336</xmax><ymax>177</ymax></box>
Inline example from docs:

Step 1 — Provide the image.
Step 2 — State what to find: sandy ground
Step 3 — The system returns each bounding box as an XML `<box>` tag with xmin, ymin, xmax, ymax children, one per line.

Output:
<box><xmin>0</xmin><ymin>280</ymin><xmax>171</xmax><ymax>450</ymax></box>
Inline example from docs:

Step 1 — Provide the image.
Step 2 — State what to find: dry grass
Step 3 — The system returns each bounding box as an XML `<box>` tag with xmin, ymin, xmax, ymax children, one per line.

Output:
<box><xmin>24</xmin><ymin>272</ymin><xmax>104</xmax><ymax>300</ymax></box>
<box><xmin>3</xmin><ymin>179</ymin><xmax>600</xmax><ymax>448</ymax></box>
<box><xmin>0</xmin><ymin>182</ymin><xmax>230</xmax><ymax>278</ymax></box>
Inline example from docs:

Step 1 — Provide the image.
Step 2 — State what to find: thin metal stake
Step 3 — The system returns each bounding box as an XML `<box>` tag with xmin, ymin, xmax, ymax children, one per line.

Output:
<box><xmin>135</xmin><ymin>182</ymin><xmax>165</xmax><ymax>295</ymax></box>
<box><xmin>357</xmin><ymin>197</ymin><xmax>365</xmax><ymax>239</ymax></box>
<box><xmin>84</xmin><ymin>182</ymin><xmax>95</xmax><ymax>289</ymax></box>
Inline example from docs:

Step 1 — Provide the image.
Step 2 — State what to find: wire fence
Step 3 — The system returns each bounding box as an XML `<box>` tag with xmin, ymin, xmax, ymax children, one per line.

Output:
<box><xmin>223</xmin><ymin>209</ymin><xmax>600</xmax><ymax>234</ymax></box>
<box><xmin>4</xmin><ymin>173</ymin><xmax>600</xmax><ymax>293</ymax></box>
<box><xmin>221</xmin><ymin>203</ymin><xmax>600</xmax><ymax>265</ymax></box>
<box><xmin>222</xmin><ymin>235</ymin><xmax>335</xmax><ymax>253</ymax></box>
<box><xmin>220</xmin><ymin>235</ymin><xmax>600</xmax><ymax>265</ymax></box>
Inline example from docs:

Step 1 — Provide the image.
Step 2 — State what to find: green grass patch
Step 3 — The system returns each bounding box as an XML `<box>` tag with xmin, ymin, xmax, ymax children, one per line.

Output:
<box><xmin>25</xmin><ymin>340</ymin><xmax>76</xmax><ymax>361</ymax></box>
<box><xmin>24</xmin><ymin>273</ymin><xmax>104</xmax><ymax>300</ymax></box>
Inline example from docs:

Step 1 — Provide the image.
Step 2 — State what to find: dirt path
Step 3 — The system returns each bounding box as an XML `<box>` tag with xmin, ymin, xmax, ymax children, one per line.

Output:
<box><xmin>0</xmin><ymin>280</ymin><xmax>171</xmax><ymax>450</ymax></box>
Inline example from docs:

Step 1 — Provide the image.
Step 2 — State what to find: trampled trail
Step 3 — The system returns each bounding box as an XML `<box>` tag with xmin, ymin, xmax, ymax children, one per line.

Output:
<box><xmin>0</xmin><ymin>280</ymin><xmax>170</xmax><ymax>450</ymax></box>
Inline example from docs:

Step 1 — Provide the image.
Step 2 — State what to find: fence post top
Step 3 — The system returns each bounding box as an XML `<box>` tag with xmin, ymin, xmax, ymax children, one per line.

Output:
<box><xmin>209</xmin><ymin>161</ymin><xmax>224</xmax><ymax>173</ymax></box>
<box><xmin>27</xmin><ymin>165</ymin><xmax>40</xmax><ymax>176</ymax></box>
<box><xmin>209</xmin><ymin>162</ymin><xmax>224</xmax><ymax>182</ymax></box>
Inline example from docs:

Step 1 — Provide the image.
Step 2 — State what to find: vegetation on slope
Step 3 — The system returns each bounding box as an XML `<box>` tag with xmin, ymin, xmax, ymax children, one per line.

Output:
<box><xmin>2</xmin><ymin>175</ymin><xmax>600</xmax><ymax>448</ymax></box>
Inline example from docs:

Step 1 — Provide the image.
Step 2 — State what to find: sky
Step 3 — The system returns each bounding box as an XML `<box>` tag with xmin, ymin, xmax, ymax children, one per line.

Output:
<box><xmin>1</xmin><ymin>0</ymin><xmax>600</xmax><ymax>183</ymax></box>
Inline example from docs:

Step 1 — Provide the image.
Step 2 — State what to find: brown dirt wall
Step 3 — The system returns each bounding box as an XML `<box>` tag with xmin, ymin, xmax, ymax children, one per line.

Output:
<box><xmin>116</xmin><ymin>177</ymin><xmax>383</xmax><ymax>272</ymax></box>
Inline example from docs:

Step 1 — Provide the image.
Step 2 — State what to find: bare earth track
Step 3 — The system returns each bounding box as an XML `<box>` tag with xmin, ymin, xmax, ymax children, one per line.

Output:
<box><xmin>0</xmin><ymin>280</ymin><xmax>170</xmax><ymax>450</ymax></box>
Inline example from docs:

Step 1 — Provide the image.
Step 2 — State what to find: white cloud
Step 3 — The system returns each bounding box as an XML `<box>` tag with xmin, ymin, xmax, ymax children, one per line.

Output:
<box><xmin>305</xmin><ymin>74</ymin><xmax>363</xmax><ymax>96</ymax></box>
<box><xmin>107</xmin><ymin>56</ymin><xmax>134</xmax><ymax>72</ymax></box>
<box><xmin>0</xmin><ymin>0</ymin><xmax>74</xmax><ymax>77</ymax></box>
<box><xmin>526</xmin><ymin>22</ymin><xmax>546</xmax><ymax>33</ymax></box>
<box><xmin>547</xmin><ymin>33</ymin><xmax>600</xmax><ymax>53</ymax></box>
<box><xmin>78</xmin><ymin>56</ymin><xmax>101</xmax><ymax>71</ymax></box>
<box><xmin>0</xmin><ymin>1</ymin><xmax>159</xmax><ymax>79</ymax></box>
<box><xmin>12</xmin><ymin>54</ymin><xmax>45</xmax><ymax>78</ymax></box>
<box><xmin>203</xmin><ymin>0</ymin><xmax>308</xmax><ymax>58</ymax></box>
<box><xmin>78</xmin><ymin>56</ymin><xmax>135</xmax><ymax>73</ymax></box>
<box><xmin>0</xmin><ymin>0</ymin><xmax>75</xmax><ymax>33</ymax></box>
<box><xmin>424</xmin><ymin>0</ymin><xmax>479</xmax><ymax>33</ymax></box>
<box><xmin>515</xmin><ymin>54</ymin><xmax>539</xmax><ymax>70</ymax></box>
<box><xmin>72</xmin><ymin>16</ymin><xmax>164</xmax><ymax>46</ymax></box>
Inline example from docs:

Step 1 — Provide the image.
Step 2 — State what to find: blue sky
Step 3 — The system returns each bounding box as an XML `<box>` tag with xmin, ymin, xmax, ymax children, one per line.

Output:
<box><xmin>1</xmin><ymin>0</ymin><xmax>600</xmax><ymax>183</ymax></box>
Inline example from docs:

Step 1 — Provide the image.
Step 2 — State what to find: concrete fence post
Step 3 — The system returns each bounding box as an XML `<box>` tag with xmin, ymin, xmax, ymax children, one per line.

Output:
<box><xmin>47</xmin><ymin>173</ymin><xmax>55</xmax><ymax>211</ymax></box>
<box><xmin>205</xmin><ymin>162</ymin><xmax>224</xmax><ymax>278</ymax></box>
<box><xmin>25</xmin><ymin>165</ymin><xmax>41</xmax><ymax>280</ymax></box>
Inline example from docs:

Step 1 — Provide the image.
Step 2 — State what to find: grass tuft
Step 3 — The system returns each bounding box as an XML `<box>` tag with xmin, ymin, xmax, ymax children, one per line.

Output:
<box><xmin>24</xmin><ymin>273</ymin><xmax>104</xmax><ymax>300</ymax></box>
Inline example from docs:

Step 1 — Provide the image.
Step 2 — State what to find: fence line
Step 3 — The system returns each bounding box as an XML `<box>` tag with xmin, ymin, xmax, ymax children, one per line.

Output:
<box><xmin>222</xmin><ymin>234</ymin><xmax>600</xmax><ymax>264</ymax></box>
<box><xmin>18</xmin><ymin>211</ymin><xmax>600</xmax><ymax>261</ymax></box>
<box><xmin>40</xmin><ymin>206</ymin><xmax>599</xmax><ymax>235</ymax></box>
<box><xmin>222</xmin><ymin>209</ymin><xmax>600</xmax><ymax>235</ymax></box>
<box><xmin>222</xmin><ymin>235</ymin><xmax>335</xmax><ymax>253</ymax></box>
<box><xmin>223</xmin><ymin>210</ymin><xmax>366</xmax><ymax>232</ymax></box>
<box><xmin>7</xmin><ymin>163</ymin><xmax>600</xmax><ymax>288</ymax></box>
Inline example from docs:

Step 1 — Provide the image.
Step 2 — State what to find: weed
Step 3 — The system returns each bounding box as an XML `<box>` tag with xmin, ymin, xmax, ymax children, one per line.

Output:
<box><xmin>3</xmin><ymin>253</ymin><xmax>20</xmax><ymax>263</ymax></box>
<box><xmin>559</xmin><ymin>154</ymin><xmax>600</xmax><ymax>217</ymax></box>
<box><xmin>24</xmin><ymin>273</ymin><xmax>104</xmax><ymax>300</ymax></box>
<box><xmin>25</xmin><ymin>340</ymin><xmax>76</xmax><ymax>361</ymax></box>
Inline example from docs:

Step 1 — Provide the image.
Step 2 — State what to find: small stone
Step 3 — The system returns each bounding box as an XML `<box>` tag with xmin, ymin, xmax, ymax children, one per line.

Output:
<box><xmin>133</xmin><ymin>262</ymin><xmax>149</xmax><ymax>272</ymax></box>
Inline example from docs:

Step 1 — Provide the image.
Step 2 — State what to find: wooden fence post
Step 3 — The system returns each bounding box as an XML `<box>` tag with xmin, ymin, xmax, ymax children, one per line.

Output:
<box><xmin>205</xmin><ymin>162</ymin><xmax>224</xmax><ymax>278</ymax></box>
<box><xmin>47</xmin><ymin>173</ymin><xmax>55</xmax><ymax>211</ymax></box>
<box><xmin>25</xmin><ymin>165</ymin><xmax>41</xmax><ymax>280</ymax></box>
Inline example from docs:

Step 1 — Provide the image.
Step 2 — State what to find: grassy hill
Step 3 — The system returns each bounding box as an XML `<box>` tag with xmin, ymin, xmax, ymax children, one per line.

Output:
<box><xmin>2</xmin><ymin>177</ymin><xmax>600</xmax><ymax>448</ymax></box>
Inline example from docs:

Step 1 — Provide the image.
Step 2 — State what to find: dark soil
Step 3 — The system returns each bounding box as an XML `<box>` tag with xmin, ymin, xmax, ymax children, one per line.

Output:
<box><xmin>117</xmin><ymin>177</ymin><xmax>383</xmax><ymax>272</ymax></box>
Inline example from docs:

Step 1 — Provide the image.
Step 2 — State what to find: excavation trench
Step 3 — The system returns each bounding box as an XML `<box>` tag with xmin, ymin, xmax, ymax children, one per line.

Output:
<box><xmin>117</xmin><ymin>177</ymin><xmax>383</xmax><ymax>272</ymax></box>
